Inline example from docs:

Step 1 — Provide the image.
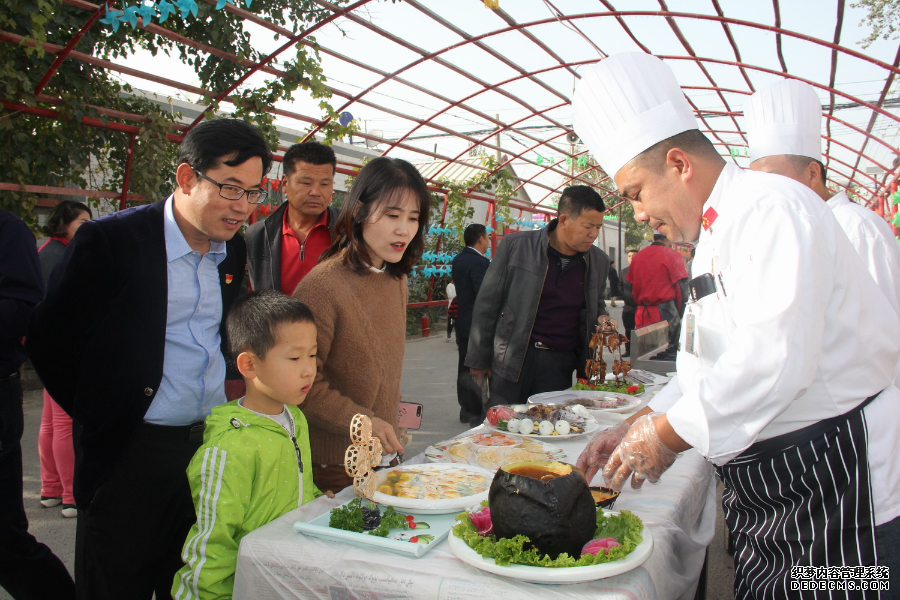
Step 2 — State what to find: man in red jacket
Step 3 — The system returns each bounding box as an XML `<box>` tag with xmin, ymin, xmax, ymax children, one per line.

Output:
<box><xmin>627</xmin><ymin>234</ymin><xmax>688</xmax><ymax>349</ymax></box>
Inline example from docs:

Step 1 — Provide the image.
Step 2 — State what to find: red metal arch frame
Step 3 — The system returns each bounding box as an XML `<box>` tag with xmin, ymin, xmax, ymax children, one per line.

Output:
<box><xmin>2</xmin><ymin>0</ymin><xmax>897</xmax><ymax>231</ymax></box>
<box><xmin>290</xmin><ymin>6</ymin><xmax>898</xmax><ymax>209</ymax></box>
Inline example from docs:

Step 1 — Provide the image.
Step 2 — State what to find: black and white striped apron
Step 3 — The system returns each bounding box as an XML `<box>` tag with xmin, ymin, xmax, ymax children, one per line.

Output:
<box><xmin>716</xmin><ymin>393</ymin><xmax>880</xmax><ymax>600</ymax></box>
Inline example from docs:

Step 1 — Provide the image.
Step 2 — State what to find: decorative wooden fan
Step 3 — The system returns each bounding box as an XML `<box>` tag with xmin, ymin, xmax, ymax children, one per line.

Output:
<box><xmin>344</xmin><ymin>414</ymin><xmax>383</xmax><ymax>499</ymax></box>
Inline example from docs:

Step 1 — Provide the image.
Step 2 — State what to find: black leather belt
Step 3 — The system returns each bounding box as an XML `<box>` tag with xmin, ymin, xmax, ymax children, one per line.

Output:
<box><xmin>141</xmin><ymin>421</ymin><xmax>206</xmax><ymax>444</ymax></box>
<box><xmin>534</xmin><ymin>341</ymin><xmax>554</xmax><ymax>350</ymax></box>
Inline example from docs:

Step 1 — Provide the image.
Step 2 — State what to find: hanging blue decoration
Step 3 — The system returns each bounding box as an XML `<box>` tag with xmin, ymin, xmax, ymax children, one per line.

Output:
<box><xmin>136</xmin><ymin>2</ymin><xmax>156</xmax><ymax>24</ymax></box>
<box><xmin>174</xmin><ymin>0</ymin><xmax>198</xmax><ymax>19</ymax></box>
<box><xmin>119</xmin><ymin>6</ymin><xmax>139</xmax><ymax>28</ymax></box>
<box><xmin>100</xmin><ymin>6</ymin><xmax>123</xmax><ymax>31</ymax></box>
<box><xmin>157</xmin><ymin>0</ymin><xmax>175</xmax><ymax>21</ymax></box>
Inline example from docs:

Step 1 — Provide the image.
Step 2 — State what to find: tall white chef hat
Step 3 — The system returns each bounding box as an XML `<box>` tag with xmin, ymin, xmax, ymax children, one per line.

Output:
<box><xmin>573</xmin><ymin>53</ymin><xmax>699</xmax><ymax>178</ymax></box>
<box><xmin>743</xmin><ymin>79</ymin><xmax>823</xmax><ymax>163</ymax></box>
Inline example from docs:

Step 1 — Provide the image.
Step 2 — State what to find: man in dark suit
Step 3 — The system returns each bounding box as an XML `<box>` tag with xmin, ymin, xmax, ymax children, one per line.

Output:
<box><xmin>0</xmin><ymin>209</ymin><xmax>75</xmax><ymax>599</ymax></box>
<box><xmin>27</xmin><ymin>119</ymin><xmax>270</xmax><ymax>600</ymax></box>
<box><xmin>451</xmin><ymin>224</ymin><xmax>491</xmax><ymax>425</ymax></box>
<box><xmin>614</xmin><ymin>248</ymin><xmax>639</xmax><ymax>357</ymax></box>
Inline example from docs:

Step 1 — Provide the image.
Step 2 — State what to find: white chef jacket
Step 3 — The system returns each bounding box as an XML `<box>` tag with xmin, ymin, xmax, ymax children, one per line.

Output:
<box><xmin>650</xmin><ymin>163</ymin><xmax>900</xmax><ymax>525</ymax></box>
<box><xmin>826</xmin><ymin>190</ymin><xmax>900</xmax><ymax>318</ymax></box>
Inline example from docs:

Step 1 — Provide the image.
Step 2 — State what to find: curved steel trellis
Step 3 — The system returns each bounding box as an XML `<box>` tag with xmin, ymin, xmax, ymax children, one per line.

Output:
<box><xmin>2</xmin><ymin>0</ymin><xmax>898</xmax><ymax>229</ymax></box>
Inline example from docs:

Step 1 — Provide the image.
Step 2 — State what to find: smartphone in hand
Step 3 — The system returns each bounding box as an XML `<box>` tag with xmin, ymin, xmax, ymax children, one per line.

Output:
<box><xmin>398</xmin><ymin>402</ymin><xmax>423</xmax><ymax>430</ymax></box>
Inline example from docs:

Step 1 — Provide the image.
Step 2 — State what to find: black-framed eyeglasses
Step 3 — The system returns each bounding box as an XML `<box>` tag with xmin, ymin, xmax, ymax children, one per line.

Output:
<box><xmin>194</xmin><ymin>170</ymin><xmax>268</xmax><ymax>204</ymax></box>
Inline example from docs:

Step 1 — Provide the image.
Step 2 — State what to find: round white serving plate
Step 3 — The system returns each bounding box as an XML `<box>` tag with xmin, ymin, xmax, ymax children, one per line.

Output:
<box><xmin>447</xmin><ymin>512</ymin><xmax>654</xmax><ymax>584</ymax></box>
<box><xmin>424</xmin><ymin>435</ymin><xmax>566</xmax><ymax>471</ymax></box>
<box><xmin>371</xmin><ymin>463</ymin><xmax>493</xmax><ymax>514</ymax></box>
<box><xmin>482</xmin><ymin>404</ymin><xmax>599</xmax><ymax>440</ymax></box>
<box><xmin>528</xmin><ymin>390</ymin><xmax>643</xmax><ymax>415</ymax></box>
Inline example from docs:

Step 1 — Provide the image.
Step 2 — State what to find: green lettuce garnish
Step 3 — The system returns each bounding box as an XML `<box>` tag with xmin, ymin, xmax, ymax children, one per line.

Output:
<box><xmin>452</xmin><ymin>509</ymin><xmax>643</xmax><ymax>568</ymax></box>
<box><xmin>329</xmin><ymin>498</ymin><xmax>409</xmax><ymax>537</ymax></box>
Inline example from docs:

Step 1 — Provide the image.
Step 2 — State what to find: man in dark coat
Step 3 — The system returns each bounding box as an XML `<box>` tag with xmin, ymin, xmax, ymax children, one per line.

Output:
<box><xmin>466</xmin><ymin>186</ymin><xmax>611</xmax><ymax>406</ymax></box>
<box><xmin>451</xmin><ymin>224</ymin><xmax>490</xmax><ymax>425</ymax></box>
<box><xmin>615</xmin><ymin>248</ymin><xmax>639</xmax><ymax>357</ymax></box>
<box><xmin>27</xmin><ymin>119</ymin><xmax>269</xmax><ymax>600</ymax></box>
<box><xmin>607</xmin><ymin>259</ymin><xmax>619</xmax><ymax>300</ymax></box>
<box><xmin>0</xmin><ymin>209</ymin><xmax>75</xmax><ymax>599</ymax></box>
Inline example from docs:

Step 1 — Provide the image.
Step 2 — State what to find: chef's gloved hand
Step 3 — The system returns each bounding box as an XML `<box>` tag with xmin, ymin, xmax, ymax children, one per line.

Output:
<box><xmin>575</xmin><ymin>421</ymin><xmax>631</xmax><ymax>485</ymax></box>
<box><xmin>602</xmin><ymin>413</ymin><xmax>679</xmax><ymax>491</ymax></box>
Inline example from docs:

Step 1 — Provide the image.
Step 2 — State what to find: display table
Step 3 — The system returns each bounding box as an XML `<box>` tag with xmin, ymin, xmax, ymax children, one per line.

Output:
<box><xmin>233</xmin><ymin>409</ymin><xmax>717</xmax><ymax>600</ymax></box>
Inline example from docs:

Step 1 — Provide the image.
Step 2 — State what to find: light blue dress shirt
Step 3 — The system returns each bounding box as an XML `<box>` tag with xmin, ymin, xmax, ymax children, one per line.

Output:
<box><xmin>144</xmin><ymin>197</ymin><xmax>228</xmax><ymax>425</ymax></box>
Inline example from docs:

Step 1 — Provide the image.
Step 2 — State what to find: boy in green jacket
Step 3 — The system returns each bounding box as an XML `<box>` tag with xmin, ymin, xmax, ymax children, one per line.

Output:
<box><xmin>173</xmin><ymin>290</ymin><xmax>327</xmax><ymax>600</ymax></box>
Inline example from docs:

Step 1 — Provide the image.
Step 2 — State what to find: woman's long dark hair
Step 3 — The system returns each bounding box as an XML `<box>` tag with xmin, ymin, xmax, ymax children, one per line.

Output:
<box><xmin>321</xmin><ymin>157</ymin><xmax>431</xmax><ymax>278</ymax></box>
<box><xmin>43</xmin><ymin>200</ymin><xmax>92</xmax><ymax>237</ymax></box>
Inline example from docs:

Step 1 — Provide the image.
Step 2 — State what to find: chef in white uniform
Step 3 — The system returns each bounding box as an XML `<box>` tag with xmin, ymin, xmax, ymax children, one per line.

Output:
<box><xmin>573</xmin><ymin>53</ymin><xmax>900</xmax><ymax>599</ymax></box>
<box><xmin>744</xmin><ymin>78</ymin><xmax>900</xmax><ymax>328</ymax></box>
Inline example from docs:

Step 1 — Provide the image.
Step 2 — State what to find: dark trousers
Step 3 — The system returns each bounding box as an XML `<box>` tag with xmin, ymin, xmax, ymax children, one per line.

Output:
<box><xmin>447</xmin><ymin>317</ymin><xmax>455</xmax><ymax>339</ymax></box>
<box><xmin>875</xmin><ymin>515</ymin><xmax>900</xmax><ymax>585</ymax></box>
<box><xmin>622</xmin><ymin>307</ymin><xmax>635</xmax><ymax>356</ymax></box>
<box><xmin>0</xmin><ymin>374</ymin><xmax>75</xmax><ymax>600</ymax></box>
<box><xmin>488</xmin><ymin>345</ymin><xmax>577</xmax><ymax>407</ymax></box>
<box><xmin>456</xmin><ymin>337</ymin><xmax>482</xmax><ymax>421</ymax></box>
<box><xmin>75</xmin><ymin>422</ymin><xmax>201</xmax><ymax>600</ymax></box>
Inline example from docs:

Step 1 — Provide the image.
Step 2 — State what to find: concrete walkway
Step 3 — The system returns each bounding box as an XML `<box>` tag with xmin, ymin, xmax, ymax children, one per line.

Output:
<box><xmin>5</xmin><ymin>321</ymin><xmax>734</xmax><ymax>599</ymax></box>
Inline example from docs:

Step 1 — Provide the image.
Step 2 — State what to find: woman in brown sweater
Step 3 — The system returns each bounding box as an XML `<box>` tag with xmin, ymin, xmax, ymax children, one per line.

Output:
<box><xmin>294</xmin><ymin>157</ymin><xmax>430</xmax><ymax>493</ymax></box>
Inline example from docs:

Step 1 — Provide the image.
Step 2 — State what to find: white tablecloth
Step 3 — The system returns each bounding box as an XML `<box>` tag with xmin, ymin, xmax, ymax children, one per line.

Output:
<box><xmin>233</xmin><ymin>402</ymin><xmax>717</xmax><ymax>600</ymax></box>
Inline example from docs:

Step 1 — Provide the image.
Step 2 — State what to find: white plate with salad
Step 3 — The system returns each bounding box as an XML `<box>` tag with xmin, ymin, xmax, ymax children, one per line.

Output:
<box><xmin>448</xmin><ymin>508</ymin><xmax>654</xmax><ymax>584</ymax></box>
<box><xmin>483</xmin><ymin>404</ymin><xmax>599</xmax><ymax>440</ymax></box>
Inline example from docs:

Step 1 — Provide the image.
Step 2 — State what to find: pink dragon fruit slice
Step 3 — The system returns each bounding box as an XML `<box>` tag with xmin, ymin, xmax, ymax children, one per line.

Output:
<box><xmin>581</xmin><ymin>537</ymin><xmax>621</xmax><ymax>556</ymax></box>
<box><xmin>468</xmin><ymin>507</ymin><xmax>493</xmax><ymax>536</ymax></box>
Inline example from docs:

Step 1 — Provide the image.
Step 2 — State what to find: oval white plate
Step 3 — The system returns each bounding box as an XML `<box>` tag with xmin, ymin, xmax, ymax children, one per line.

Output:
<box><xmin>371</xmin><ymin>463</ymin><xmax>493</xmax><ymax>514</ymax></box>
<box><xmin>424</xmin><ymin>435</ymin><xmax>566</xmax><ymax>471</ymax></box>
<box><xmin>447</xmin><ymin>511</ymin><xmax>654</xmax><ymax>584</ymax></box>
<box><xmin>528</xmin><ymin>390</ymin><xmax>643</xmax><ymax>414</ymax></box>
<box><xmin>483</xmin><ymin>404</ymin><xmax>599</xmax><ymax>440</ymax></box>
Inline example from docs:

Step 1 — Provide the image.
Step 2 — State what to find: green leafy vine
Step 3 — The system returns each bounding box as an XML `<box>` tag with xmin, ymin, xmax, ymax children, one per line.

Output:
<box><xmin>0</xmin><ymin>0</ymin><xmax>351</xmax><ymax>230</ymax></box>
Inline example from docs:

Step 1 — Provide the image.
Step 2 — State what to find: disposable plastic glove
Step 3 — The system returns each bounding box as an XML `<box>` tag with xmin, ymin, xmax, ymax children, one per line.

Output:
<box><xmin>575</xmin><ymin>421</ymin><xmax>631</xmax><ymax>485</ymax></box>
<box><xmin>602</xmin><ymin>413</ymin><xmax>678</xmax><ymax>491</ymax></box>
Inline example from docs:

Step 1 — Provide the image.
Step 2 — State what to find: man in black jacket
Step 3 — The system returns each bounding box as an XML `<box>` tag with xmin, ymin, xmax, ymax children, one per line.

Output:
<box><xmin>27</xmin><ymin>119</ymin><xmax>269</xmax><ymax>600</ymax></box>
<box><xmin>466</xmin><ymin>186</ymin><xmax>611</xmax><ymax>406</ymax></box>
<box><xmin>451</xmin><ymin>224</ymin><xmax>490</xmax><ymax>425</ymax></box>
<box><xmin>0</xmin><ymin>209</ymin><xmax>75</xmax><ymax>599</ymax></box>
<box><xmin>607</xmin><ymin>259</ymin><xmax>619</xmax><ymax>301</ymax></box>
<box><xmin>245</xmin><ymin>141</ymin><xmax>339</xmax><ymax>295</ymax></box>
<box><xmin>616</xmin><ymin>248</ymin><xmax>639</xmax><ymax>357</ymax></box>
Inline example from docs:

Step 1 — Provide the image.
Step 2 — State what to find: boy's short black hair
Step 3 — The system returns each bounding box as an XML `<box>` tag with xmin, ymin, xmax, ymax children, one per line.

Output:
<box><xmin>227</xmin><ymin>290</ymin><xmax>315</xmax><ymax>359</ymax></box>
<box><xmin>463</xmin><ymin>223</ymin><xmax>487</xmax><ymax>247</ymax></box>
<box><xmin>558</xmin><ymin>185</ymin><xmax>607</xmax><ymax>218</ymax></box>
<box><xmin>283</xmin><ymin>141</ymin><xmax>337</xmax><ymax>176</ymax></box>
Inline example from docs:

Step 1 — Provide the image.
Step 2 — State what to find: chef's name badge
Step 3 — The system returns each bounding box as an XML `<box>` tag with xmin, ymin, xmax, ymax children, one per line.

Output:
<box><xmin>684</xmin><ymin>311</ymin><xmax>697</xmax><ymax>356</ymax></box>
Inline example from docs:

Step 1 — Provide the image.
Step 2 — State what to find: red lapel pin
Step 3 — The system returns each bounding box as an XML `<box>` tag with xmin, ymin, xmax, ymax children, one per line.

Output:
<box><xmin>702</xmin><ymin>207</ymin><xmax>718</xmax><ymax>231</ymax></box>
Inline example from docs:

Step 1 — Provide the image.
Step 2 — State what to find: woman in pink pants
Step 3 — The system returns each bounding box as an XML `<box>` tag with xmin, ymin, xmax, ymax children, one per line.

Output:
<box><xmin>37</xmin><ymin>200</ymin><xmax>91</xmax><ymax>518</ymax></box>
